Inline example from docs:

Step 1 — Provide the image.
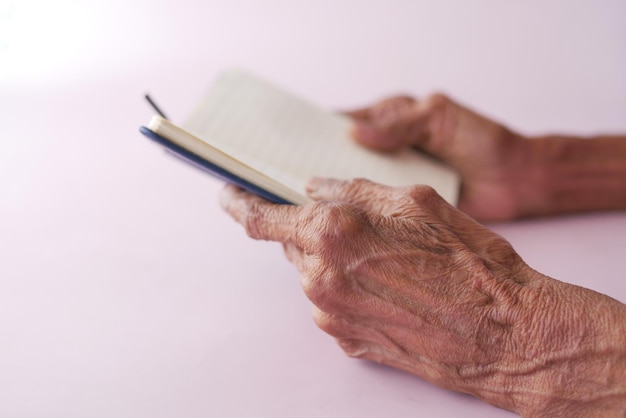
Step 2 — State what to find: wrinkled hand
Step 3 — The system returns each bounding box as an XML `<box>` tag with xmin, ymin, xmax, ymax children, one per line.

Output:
<box><xmin>220</xmin><ymin>178</ymin><xmax>626</xmax><ymax>417</ymax></box>
<box><xmin>349</xmin><ymin>94</ymin><xmax>530</xmax><ymax>221</ymax></box>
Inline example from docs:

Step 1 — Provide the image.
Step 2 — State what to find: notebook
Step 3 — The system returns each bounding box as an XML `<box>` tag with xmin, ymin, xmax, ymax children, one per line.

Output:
<box><xmin>140</xmin><ymin>70</ymin><xmax>459</xmax><ymax>205</ymax></box>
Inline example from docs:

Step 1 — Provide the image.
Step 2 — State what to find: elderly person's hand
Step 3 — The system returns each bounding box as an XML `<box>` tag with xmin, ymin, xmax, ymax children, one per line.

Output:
<box><xmin>220</xmin><ymin>178</ymin><xmax>626</xmax><ymax>417</ymax></box>
<box><xmin>350</xmin><ymin>95</ymin><xmax>626</xmax><ymax>220</ymax></box>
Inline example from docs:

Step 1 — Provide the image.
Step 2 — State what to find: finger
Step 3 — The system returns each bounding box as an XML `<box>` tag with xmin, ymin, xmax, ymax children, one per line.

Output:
<box><xmin>343</xmin><ymin>107</ymin><xmax>372</xmax><ymax>121</ymax></box>
<box><xmin>350</xmin><ymin>96</ymin><xmax>426</xmax><ymax>151</ymax></box>
<box><xmin>312</xmin><ymin>308</ymin><xmax>414</xmax><ymax>360</ymax></box>
<box><xmin>306</xmin><ymin>178</ymin><xmax>513</xmax><ymax>269</ymax></box>
<box><xmin>219</xmin><ymin>184</ymin><xmax>303</xmax><ymax>244</ymax></box>
<box><xmin>352</xmin><ymin>121</ymin><xmax>406</xmax><ymax>151</ymax></box>
<box><xmin>344</xmin><ymin>95</ymin><xmax>415</xmax><ymax>123</ymax></box>
<box><xmin>353</xmin><ymin>95</ymin><xmax>459</xmax><ymax>162</ymax></box>
<box><xmin>312</xmin><ymin>308</ymin><xmax>385</xmax><ymax>346</ymax></box>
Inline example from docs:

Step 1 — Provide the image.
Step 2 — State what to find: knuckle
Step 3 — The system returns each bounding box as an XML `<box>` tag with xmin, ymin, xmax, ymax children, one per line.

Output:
<box><xmin>491</xmin><ymin>238</ymin><xmax>521</xmax><ymax>265</ymax></box>
<box><xmin>243</xmin><ymin>202</ymin><xmax>265</xmax><ymax>239</ymax></box>
<box><xmin>297</xmin><ymin>201</ymin><xmax>368</xmax><ymax>312</ymax></box>
<box><xmin>405</xmin><ymin>184</ymin><xmax>442</xmax><ymax>208</ymax></box>
<box><xmin>307</xmin><ymin>201</ymin><xmax>365</xmax><ymax>247</ymax></box>
<box><xmin>337</xmin><ymin>338</ymin><xmax>370</xmax><ymax>358</ymax></box>
<box><xmin>424</xmin><ymin>92</ymin><xmax>452</xmax><ymax>108</ymax></box>
<box><xmin>312</xmin><ymin>310</ymin><xmax>345</xmax><ymax>337</ymax></box>
<box><xmin>301</xmin><ymin>267</ymin><xmax>348</xmax><ymax>313</ymax></box>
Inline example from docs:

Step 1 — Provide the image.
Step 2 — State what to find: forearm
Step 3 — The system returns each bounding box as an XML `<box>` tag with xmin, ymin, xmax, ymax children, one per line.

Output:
<box><xmin>514</xmin><ymin>135</ymin><xmax>626</xmax><ymax>218</ymax></box>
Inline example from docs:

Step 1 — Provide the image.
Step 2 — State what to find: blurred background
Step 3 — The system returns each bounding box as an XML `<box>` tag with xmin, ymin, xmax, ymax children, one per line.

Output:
<box><xmin>1</xmin><ymin>1</ymin><xmax>625</xmax><ymax>417</ymax></box>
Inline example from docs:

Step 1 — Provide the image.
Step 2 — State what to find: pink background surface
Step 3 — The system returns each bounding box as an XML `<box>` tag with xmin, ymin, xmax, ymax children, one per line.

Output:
<box><xmin>1</xmin><ymin>1</ymin><xmax>625</xmax><ymax>417</ymax></box>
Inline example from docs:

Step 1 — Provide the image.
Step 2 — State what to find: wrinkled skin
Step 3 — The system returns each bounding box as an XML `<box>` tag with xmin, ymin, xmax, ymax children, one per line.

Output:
<box><xmin>348</xmin><ymin>94</ymin><xmax>528</xmax><ymax>220</ymax></box>
<box><xmin>220</xmin><ymin>94</ymin><xmax>626</xmax><ymax>417</ymax></box>
<box><xmin>221</xmin><ymin>179</ymin><xmax>626</xmax><ymax>417</ymax></box>
<box><xmin>347</xmin><ymin>94</ymin><xmax>626</xmax><ymax>220</ymax></box>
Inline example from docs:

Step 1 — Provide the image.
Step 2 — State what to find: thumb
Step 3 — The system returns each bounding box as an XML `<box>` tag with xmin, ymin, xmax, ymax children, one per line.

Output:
<box><xmin>349</xmin><ymin>95</ymin><xmax>429</xmax><ymax>151</ymax></box>
<box><xmin>349</xmin><ymin>94</ymin><xmax>456</xmax><ymax>161</ymax></box>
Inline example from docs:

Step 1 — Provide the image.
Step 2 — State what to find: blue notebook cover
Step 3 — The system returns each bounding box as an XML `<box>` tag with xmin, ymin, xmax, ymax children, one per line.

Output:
<box><xmin>139</xmin><ymin>126</ymin><xmax>293</xmax><ymax>205</ymax></box>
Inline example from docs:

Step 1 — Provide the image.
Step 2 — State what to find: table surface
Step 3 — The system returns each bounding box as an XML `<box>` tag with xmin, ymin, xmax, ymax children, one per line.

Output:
<box><xmin>1</xmin><ymin>1</ymin><xmax>625</xmax><ymax>417</ymax></box>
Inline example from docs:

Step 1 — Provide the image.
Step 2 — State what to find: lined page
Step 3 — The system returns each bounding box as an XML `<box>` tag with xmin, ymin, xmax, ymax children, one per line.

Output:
<box><xmin>182</xmin><ymin>70</ymin><xmax>459</xmax><ymax>205</ymax></box>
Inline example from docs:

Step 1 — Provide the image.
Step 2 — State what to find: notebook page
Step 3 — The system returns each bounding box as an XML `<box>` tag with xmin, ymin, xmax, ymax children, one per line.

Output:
<box><xmin>182</xmin><ymin>70</ymin><xmax>459</xmax><ymax>205</ymax></box>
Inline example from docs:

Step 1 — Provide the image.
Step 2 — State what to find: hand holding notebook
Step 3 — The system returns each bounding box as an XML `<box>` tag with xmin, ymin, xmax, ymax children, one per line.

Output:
<box><xmin>140</xmin><ymin>70</ymin><xmax>459</xmax><ymax>205</ymax></box>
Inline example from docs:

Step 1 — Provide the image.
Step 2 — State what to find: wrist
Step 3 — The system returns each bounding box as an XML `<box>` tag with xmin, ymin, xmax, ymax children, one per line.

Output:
<box><xmin>487</xmin><ymin>132</ymin><xmax>545</xmax><ymax>219</ymax></box>
<box><xmin>464</xmin><ymin>266</ymin><xmax>626</xmax><ymax>417</ymax></box>
<box><xmin>508</xmin><ymin>135</ymin><xmax>626</xmax><ymax>218</ymax></box>
<box><xmin>513</xmin><ymin>278</ymin><xmax>626</xmax><ymax>417</ymax></box>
